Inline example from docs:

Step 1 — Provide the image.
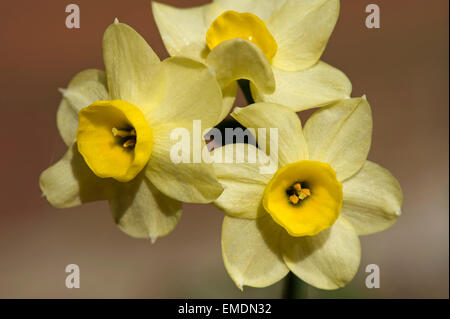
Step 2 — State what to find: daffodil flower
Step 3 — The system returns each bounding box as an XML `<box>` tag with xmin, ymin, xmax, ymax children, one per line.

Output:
<box><xmin>39</xmin><ymin>21</ymin><xmax>225</xmax><ymax>241</ymax></box>
<box><xmin>212</xmin><ymin>99</ymin><xmax>402</xmax><ymax>290</ymax></box>
<box><xmin>152</xmin><ymin>0</ymin><xmax>352</xmax><ymax>114</ymax></box>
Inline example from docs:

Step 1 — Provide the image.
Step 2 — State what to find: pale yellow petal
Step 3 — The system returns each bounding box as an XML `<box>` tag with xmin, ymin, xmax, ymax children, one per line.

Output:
<box><xmin>304</xmin><ymin>97</ymin><xmax>372</xmax><ymax>181</ymax></box>
<box><xmin>251</xmin><ymin>61</ymin><xmax>352</xmax><ymax>111</ymax></box>
<box><xmin>39</xmin><ymin>144</ymin><xmax>117</xmax><ymax>208</ymax></box>
<box><xmin>269</xmin><ymin>0</ymin><xmax>340</xmax><ymax>71</ymax></box>
<box><xmin>152</xmin><ymin>1</ymin><xmax>211</xmax><ymax>61</ymax></box>
<box><xmin>145</xmin><ymin>123</ymin><xmax>223</xmax><ymax>204</ymax></box>
<box><xmin>282</xmin><ymin>217</ymin><xmax>361</xmax><ymax>290</ymax></box>
<box><xmin>57</xmin><ymin>69</ymin><xmax>108</xmax><ymax>145</ymax></box>
<box><xmin>222</xmin><ymin>215</ymin><xmax>289</xmax><ymax>289</ymax></box>
<box><xmin>57</xmin><ymin>100</ymin><xmax>79</xmax><ymax>147</ymax></box>
<box><xmin>206</xmin><ymin>38</ymin><xmax>275</xmax><ymax>94</ymax></box>
<box><xmin>342</xmin><ymin>161</ymin><xmax>403</xmax><ymax>235</ymax></box>
<box><xmin>148</xmin><ymin>57</ymin><xmax>224</xmax><ymax>128</ymax></box>
<box><xmin>213</xmin><ymin>0</ymin><xmax>287</xmax><ymax>21</ymax></box>
<box><xmin>219</xmin><ymin>82</ymin><xmax>238</xmax><ymax>123</ymax></box>
<box><xmin>213</xmin><ymin>144</ymin><xmax>273</xmax><ymax>219</ymax></box>
<box><xmin>109</xmin><ymin>175</ymin><xmax>182</xmax><ymax>241</ymax></box>
<box><xmin>102</xmin><ymin>21</ymin><xmax>161</xmax><ymax>111</ymax></box>
<box><xmin>232</xmin><ymin>102</ymin><xmax>309</xmax><ymax>167</ymax></box>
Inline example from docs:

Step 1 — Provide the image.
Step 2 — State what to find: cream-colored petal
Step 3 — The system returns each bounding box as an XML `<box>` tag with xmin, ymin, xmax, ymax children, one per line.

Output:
<box><xmin>206</xmin><ymin>38</ymin><xmax>275</xmax><ymax>94</ymax></box>
<box><xmin>304</xmin><ymin>97</ymin><xmax>372</xmax><ymax>181</ymax></box>
<box><xmin>109</xmin><ymin>175</ymin><xmax>182</xmax><ymax>241</ymax></box>
<box><xmin>57</xmin><ymin>69</ymin><xmax>108</xmax><ymax>145</ymax></box>
<box><xmin>222</xmin><ymin>215</ymin><xmax>289</xmax><ymax>289</ymax></box>
<box><xmin>39</xmin><ymin>144</ymin><xmax>117</xmax><ymax>208</ymax></box>
<box><xmin>213</xmin><ymin>144</ymin><xmax>273</xmax><ymax>219</ymax></box>
<box><xmin>342</xmin><ymin>161</ymin><xmax>403</xmax><ymax>235</ymax></box>
<box><xmin>152</xmin><ymin>1</ymin><xmax>211</xmax><ymax>61</ymax></box>
<box><xmin>57</xmin><ymin>100</ymin><xmax>79</xmax><ymax>147</ymax></box>
<box><xmin>213</xmin><ymin>0</ymin><xmax>287</xmax><ymax>20</ymax></box>
<box><xmin>219</xmin><ymin>82</ymin><xmax>238</xmax><ymax>123</ymax></box>
<box><xmin>269</xmin><ymin>0</ymin><xmax>340</xmax><ymax>71</ymax></box>
<box><xmin>282</xmin><ymin>217</ymin><xmax>361</xmax><ymax>290</ymax></box>
<box><xmin>145</xmin><ymin>123</ymin><xmax>223</xmax><ymax>204</ymax></box>
<box><xmin>148</xmin><ymin>57</ymin><xmax>224</xmax><ymax>128</ymax></box>
<box><xmin>102</xmin><ymin>21</ymin><xmax>161</xmax><ymax>111</ymax></box>
<box><xmin>232</xmin><ymin>102</ymin><xmax>309</xmax><ymax>167</ymax></box>
<box><xmin>251</xmin><ymin>61</ymin><xmax>352</xmax><ymax>111</ymax></box>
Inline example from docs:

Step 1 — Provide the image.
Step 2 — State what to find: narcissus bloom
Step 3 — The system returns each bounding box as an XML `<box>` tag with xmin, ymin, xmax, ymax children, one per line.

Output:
<box><xmin>40</xmin><ymin>21</ymin><xmax>225</xmax><ymax>241</ymax></box>
<box><xmin>213</xmin><ymin>99</ymin><xmax>402</xmax><ymax>290</ymax></box>
<box><xmin>152</xmin><ymin>0</ymin><xmax>352</xmax><ymax>114</ymax></box>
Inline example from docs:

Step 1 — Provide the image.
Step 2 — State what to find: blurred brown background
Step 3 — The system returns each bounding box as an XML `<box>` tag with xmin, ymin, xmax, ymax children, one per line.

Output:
<box><xmin>0</xmin><ymin>0</ymin><xmax>448</xmax><ymax>298</ymax></box>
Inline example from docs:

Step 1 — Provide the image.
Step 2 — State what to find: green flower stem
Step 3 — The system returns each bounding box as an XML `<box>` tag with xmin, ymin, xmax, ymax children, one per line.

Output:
<box><xmin>238</xmin><ymin>79</ymin><xmax>307</xmax><ymax>299</ymax></box>
<box><xmin>237</xmin><ymin>79</ymin><xmax>306</xmax><ymax>299</ymax></box>
<box><xmin>238</xmin><ymin>79</ymin><xmax>255</xmax><ymax>105</ymax></box>
<box><xmin>284</xmin><ymin>272</ymin><xmax>307</xmax><ymax>299</ymax></box>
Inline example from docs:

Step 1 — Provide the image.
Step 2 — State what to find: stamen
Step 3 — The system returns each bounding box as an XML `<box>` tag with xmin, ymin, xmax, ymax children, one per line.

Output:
<box><xmin>287</xmin><ymin>182</ymin><xmax>311</xmax><ymax>205</ymax></box>
<box><xmin>112</xmin><ymin>127</ymin><xmax>137</xmax><ymax>149</ymax></box>
<box><xmin>289</xmin><ymin>194</ymin><xmax>300</xmax><ymax>205</ymax></box>
<box><xmin>301</xmin><ymin>188</ymin><xmax>311</xmax><ymax>196</ymax></box>
<box><xmin>112</xmin><ymin>127</ymin><xmax>136</xmax><ymax>138</ymax></box>
<box><xmin>298</xmin><ymin>190</ymin><xmax>309</xmax><ymax>200</ymax></box>
<box><xmin>123</xmin><ymin>139</ymin><xmax>136</xmax><ymax>148</ymax></box>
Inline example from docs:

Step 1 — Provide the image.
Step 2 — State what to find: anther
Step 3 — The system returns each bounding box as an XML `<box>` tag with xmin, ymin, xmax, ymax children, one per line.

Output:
<box><xmin>123</xmin><ymin>139</ymin><xmax>136</xmax><ymax>148</ymax></box>
<box><xmin>298</xmin><ymin>191</ymin><xmax>307</xmax><ymax>200</ymax></box>
<box><xmin>289</xmin><ymin>194</ymin><xmax>300</xmax><ymax>205</ymax></box>
<box><xmin>287</xmin><ymin>182</ymin><xmax>311</xmax><ymax>205</ymax></box>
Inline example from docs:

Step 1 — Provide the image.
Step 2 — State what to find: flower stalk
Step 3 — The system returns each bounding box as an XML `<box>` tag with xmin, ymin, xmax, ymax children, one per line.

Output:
<box><xmin>284</xmin><ymin>273</ymin><xmax>307</xmax><ymax>299</ymax></box>
<box><xmin>239</xmin><ymin>79</ymin><xmax>307</xmax><ymax>299</ymax></box>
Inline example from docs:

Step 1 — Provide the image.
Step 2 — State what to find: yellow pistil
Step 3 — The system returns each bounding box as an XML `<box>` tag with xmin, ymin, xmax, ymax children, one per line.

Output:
<box><xmin>206</xmin><ymin>10</ymin><xmax>278</xmax><ymax>62</ymax></box>
<box><xmin>263</xmin><ymin>161</ymin><xmax>343</xmax><ymax>237</ymax></box>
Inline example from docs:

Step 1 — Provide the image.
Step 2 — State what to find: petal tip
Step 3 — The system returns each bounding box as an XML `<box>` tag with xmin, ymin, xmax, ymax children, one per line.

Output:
<box><xmin>150</xmin><ymin>234</ymin><xmax>158</xmax><ymax>244</ymax></box>
<box><xmin>235</xmin><ymin>279</ymin><xmax>244</xmax><ymax>291</ymax></box>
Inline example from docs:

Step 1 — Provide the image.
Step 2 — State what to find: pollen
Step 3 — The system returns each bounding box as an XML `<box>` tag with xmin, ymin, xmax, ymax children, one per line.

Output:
<box><xmin>287</xmin><ymin>182</ymin><xmax>311</xmax><ymax>205</ymax></box>
<box><xmin>289</xmin><ymin>194</ymin><xmax>300</xmax><ymax>205</ymax></box>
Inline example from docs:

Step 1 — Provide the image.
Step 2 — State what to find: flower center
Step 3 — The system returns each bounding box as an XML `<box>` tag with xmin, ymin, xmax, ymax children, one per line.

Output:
<box><xmin>76</xmin><ymin>100</ymin><xmax>153</xmax><ymax>182</ymax></box>
<box><xmin>263</xmin><ymin>161</ymin><xmax>343</xmax><ymax>237</ymax></box>
<box><xmin>286</xmin><ymin>182</ymin><xmax>311</xmax><ymax>205</ymax></box>
<box><xmin>112</xmin><ymin>127</ymin><xmax>136</xmax><ymax>149</ymax></box>
<box><xmin>206</xmin><ymin>10</ymin><xmax>278</xmax><ymax>62</ymax></box>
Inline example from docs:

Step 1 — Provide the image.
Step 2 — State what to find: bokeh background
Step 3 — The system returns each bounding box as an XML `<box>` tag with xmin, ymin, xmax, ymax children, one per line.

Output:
<box><xmin>0</xmin><ymin>0</ymin><xmax>448</xmax><ymax>298</ymax></box>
